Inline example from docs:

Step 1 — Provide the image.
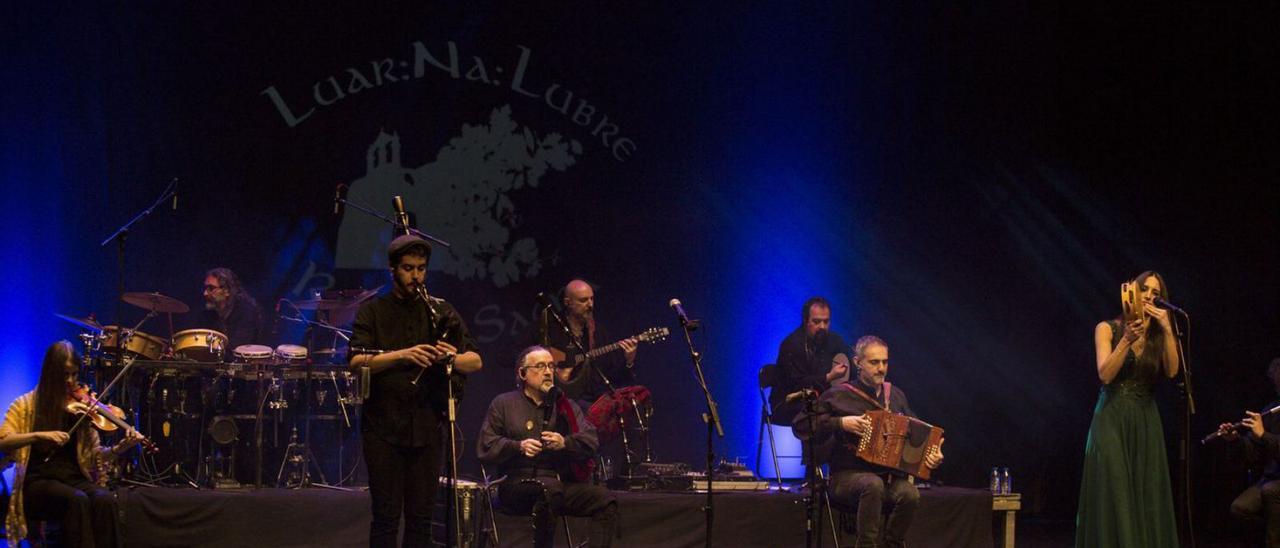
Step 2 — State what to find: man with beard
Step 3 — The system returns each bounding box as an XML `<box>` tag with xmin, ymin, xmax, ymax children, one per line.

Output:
<box><xmin>348</xmin><ymin>234</ymin><xmax>483</xmax><ymax>547</ymax></box>
<box><xmin>478</xmin><ymin>346</ymin><xmax>619</xmax><ymax>547</ymax></box>
<box><xmin>542</xmin><ymin>279</ymin><xmax>638</xmax><ymax>406</ymax></box>
<box><xmin>770</xmin><ymin>296</ymin><xmax>848</xmax><ymax>423</ymax></box>
<box><xmin>199</xmin><ymin>267</ymin><xmax>264</xmax><ymax>353</ymax></box>
<box><xmin>793</xmin><ymin>335</ymin><xmax>944</xmax><ymax>548</ymax></box>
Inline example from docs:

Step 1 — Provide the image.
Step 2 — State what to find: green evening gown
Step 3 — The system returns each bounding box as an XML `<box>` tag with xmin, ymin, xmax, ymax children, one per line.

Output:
<box><xmin>1075</xmin><ymin>320</ymin><xmax>1178</xmax><ymax>547</ymax></box>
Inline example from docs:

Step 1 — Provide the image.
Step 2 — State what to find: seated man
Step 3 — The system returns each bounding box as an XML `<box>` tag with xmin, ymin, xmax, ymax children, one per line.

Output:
<box><xmin>478</xmin><ymin>346</ymin><xmax>619</xmax><ymax>548</ymax></box>
<box><xmin>771</xmin><ymin>296</ymin><xmax>848</xmax><ymax>423</ymax></box>
<box><xmin>199</xmin><ymin>267</ymin><xmax>264</xmax><ymax>353</ymax></box>
<box><xmin>1221</xmin><ymin>358</ymin><xmax>1280</xmax><ymax>547</ymax></box>
<box><xmin>794</xmin><ymin>335</ymin><xmax>943</xmax><ymax>548</ymax></box>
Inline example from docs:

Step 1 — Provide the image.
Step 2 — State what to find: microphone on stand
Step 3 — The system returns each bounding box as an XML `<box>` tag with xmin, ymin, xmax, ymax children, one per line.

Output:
<box><xmin>334</xmin><ymin>184</ymin><xmax>344</xmax><ymax>215</ymax></box>
<box><xmin>1153</xmin><ymin>297</ymin><xmax>1186</xmax><ymax>314</ymax></box>
<box><xmin>392</xmin><ymin>195</ymin><xmax>410</xmax><ymax>235</ymax></box>
<box><xmin>172</xmin><ymin>179</ymin><xmax>179</xmax><ymax>210</ymax></box>
<box><xmin>784</xmin><ymin>388</ymin><xmax>818</xmax><ymax>404</ymax></box>
<box><xmin>669</xmin><ymin>298</ymin><xmax>700</xmax><ymax>331</ymax></box>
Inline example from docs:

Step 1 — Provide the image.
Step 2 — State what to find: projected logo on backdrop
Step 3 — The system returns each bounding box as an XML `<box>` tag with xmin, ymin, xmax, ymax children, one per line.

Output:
<box><xmin>262</xmin><ymin>39</ymin><xmax>635</xmax><ymax>288</ymax></box>
<box><xmin>259</xmin><ymin>39</ymin><xmax>636</xmax><ymax>347</ymax></box>
<box><xmin>334</xmin><ymin>106</ymin><xmax>582</xmax><ymax>285</ymax></box>
<box><xmin>262</xmin><ymin>40</ymin><xmax>635</xmax><ymax>162</ymax></box>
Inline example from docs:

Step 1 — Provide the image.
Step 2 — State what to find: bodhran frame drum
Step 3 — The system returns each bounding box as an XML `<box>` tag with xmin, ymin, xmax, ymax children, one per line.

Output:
<box><xmin>172</xmin><ymin>329</ymin><xmax>228</xmax><ymax>362</ymax></box>
<box><xmin>274</xmin><ymin>344</ymin><xmax>309</xmax><ymax>365</ymax></box>
<box><xmin>852</xmin><ymin>409</ymin><xmax>945</xmax><ymax>480</ymax></box>
<box><xmin>99</xmin><ymin>326</ymin><xmax>168</xmax><ymax>361</ymax></box>
<box><xmin>232</xmin><ymin>344</ymin><xmax>275</xmax><ymax>365</ymax></box>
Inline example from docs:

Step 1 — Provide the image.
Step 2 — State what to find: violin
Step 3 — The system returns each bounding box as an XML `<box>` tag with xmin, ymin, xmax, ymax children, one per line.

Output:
<box><xmin>66</xmin><ymin>383</ymin><xmax>158</xmax><ymax>454</ymax></box>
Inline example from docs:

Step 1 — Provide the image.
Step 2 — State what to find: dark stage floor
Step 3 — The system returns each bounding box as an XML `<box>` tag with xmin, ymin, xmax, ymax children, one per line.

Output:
<box><xmin>108</xmin><ymin>484</ymin><xmax>993</xmax><ymax>547</ymax></box>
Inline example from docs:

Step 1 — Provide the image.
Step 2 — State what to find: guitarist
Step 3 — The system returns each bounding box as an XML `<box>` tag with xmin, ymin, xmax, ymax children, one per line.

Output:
<box><xmin>793</xmin><ymin>335</ymin><xmax>944</xmax><ymax>548</ymax></box>
<box><xmin>541</xmin><ymin>279</ymin><xmax>638</xmax><ymax>405</ymax></box>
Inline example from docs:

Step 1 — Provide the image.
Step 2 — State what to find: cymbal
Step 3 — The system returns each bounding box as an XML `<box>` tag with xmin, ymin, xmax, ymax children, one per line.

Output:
<box><xmin>122</xmin><ymin>292</ymin><xmax>190</xmax><ymax>314</ymax></box>
<box><xmin>293</xmin><ymin>299</ymin><xmax>360</xmax><ymax>311</ymax></box>
<box><xmin>294</xmin><ymin>286</ymin><xmax>381</xmax><ymax>311</ymax></box>
<box><xmin>53</xmin><ymin>312</ymin><xmax>103</xmax><ymax>332</ymax></box>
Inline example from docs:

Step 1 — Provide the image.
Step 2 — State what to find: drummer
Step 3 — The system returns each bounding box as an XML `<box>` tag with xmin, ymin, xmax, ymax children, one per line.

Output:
<box><xmin>199</xmin><ymin>267</ymin><xmax>264</xmax><ymax>356</ymax></box>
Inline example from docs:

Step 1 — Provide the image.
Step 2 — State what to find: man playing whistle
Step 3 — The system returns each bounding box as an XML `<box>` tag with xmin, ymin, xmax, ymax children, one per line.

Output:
<box><xmin>348</xmin><ymin>234</ymin><xmax>482</xmax><ymax>547</ymax></box>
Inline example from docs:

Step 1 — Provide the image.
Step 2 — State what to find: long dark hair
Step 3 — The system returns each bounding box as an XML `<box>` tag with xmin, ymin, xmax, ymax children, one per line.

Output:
<box><xmin>206</xmin><ymin>267</ymin><xmax>247</xmax><ymax>301</ymax></box>
<box><xmin>1119</xmin><ymin>271</ymin><xmax>1171</xmax><ymax>379</ymax></box>
<box><xmin>32</xmin><ymin>340</ymin><xmax>77</xmax><ymax>434</ymax></box>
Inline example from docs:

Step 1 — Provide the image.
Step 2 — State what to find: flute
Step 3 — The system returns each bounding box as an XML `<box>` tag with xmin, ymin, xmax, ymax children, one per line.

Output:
<box><xmin>1202</xmin><ymin>403</ymin><xmax>1280</xmax><ymax>444</ymax></box>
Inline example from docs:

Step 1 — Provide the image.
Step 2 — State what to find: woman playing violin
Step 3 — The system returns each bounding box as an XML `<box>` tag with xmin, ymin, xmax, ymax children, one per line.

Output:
<box><xmin>0</xmin><ymin>340</ymin><xmax>143</xmax><ymax>548</ymax></box>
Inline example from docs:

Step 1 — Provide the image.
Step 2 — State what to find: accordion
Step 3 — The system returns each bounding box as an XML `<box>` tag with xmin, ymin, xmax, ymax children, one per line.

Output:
<box><xmin>852</xmin><ymin>410</ymin><xmax>944</xmax><ymax>480</ymax></box>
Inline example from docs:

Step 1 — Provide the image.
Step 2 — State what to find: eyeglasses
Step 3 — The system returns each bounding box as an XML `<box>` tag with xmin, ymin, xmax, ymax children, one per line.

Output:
<box><xmin>522</xmin><ymin>363</ymin><xmax>554</xmax><ymax>372</ymax></box>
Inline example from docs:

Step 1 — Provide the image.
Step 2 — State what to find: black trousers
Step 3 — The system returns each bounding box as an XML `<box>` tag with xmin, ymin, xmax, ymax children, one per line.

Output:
<box><xmin>499</xmin><ymin>474</ymin><xmax>618</xmax><ymax>548</ymax></box>
<box><xmin>1231</xmin><ymin>478</ymin><xmax>1280</xmax><ymax>547</ymax></box>
<box><xmin>830</xmin><ymin>470</ymin><xmax>920</xmax><ymax>548</ymax></box>
<box><xmin>363</xmin><ymin>430</ymin><xmax>442</xmax><ymax>548</ymax></box>
<box><xmin>23</xmin><ymin>477</ymin><xmax>118</xmax><ymax>548</ymax></box>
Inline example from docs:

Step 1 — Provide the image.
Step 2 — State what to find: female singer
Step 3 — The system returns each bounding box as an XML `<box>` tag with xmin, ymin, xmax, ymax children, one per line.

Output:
<box><xmin>0</xmin><ymin>340</ymin><xmax>141</xmax><ymax>548</ymax></box>
<box><xmin>1075</xmin><ymin>271</ymin><xmax>1180</xmax><ymax>547</ymax></box>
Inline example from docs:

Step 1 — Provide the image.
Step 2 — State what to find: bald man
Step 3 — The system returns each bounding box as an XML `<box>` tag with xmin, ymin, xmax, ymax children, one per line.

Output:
<box><xmin>541</xmin><ymin>279</ymin><xmax>638</xmax><ymax>405</ymax></box>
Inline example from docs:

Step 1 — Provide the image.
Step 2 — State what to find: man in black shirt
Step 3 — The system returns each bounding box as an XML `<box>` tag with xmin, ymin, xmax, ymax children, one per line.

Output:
<box><xmin>1223</xmin><ymin>358</ymin><xmax>1280</xmax><ymax>547</ymax></box>
<box><xmin>771</xmin><ymin>296</ymin><xmax>849</xmax><ymax>423</ymax></box>
<box><xmin>793</xmin><ymin>335</ymin><xmax>944</xmax><ymax>548</ymax></box>
<box><xmin>542</xmin><ymin>279</ymin><xmax>637</xmax><ymax>406</ymax></box>
<box><xmin>200</xmin><ymin>267</ymin><xmax>264</xmax><ymax>354</ymax></box>
<box><xmin>478</xmin><ymin>345</ymin><xmax>618</xmax><ymax>547</ymax></box>
<box><xmin>348</xmin><ymin>234</ymin><xmax>483</xmax><ymax>547</ymax></box>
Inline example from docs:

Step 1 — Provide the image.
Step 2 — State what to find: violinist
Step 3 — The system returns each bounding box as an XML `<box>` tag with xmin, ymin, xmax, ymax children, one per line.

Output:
<box><xmin>0</xmin><ymin>340</ymin><xmax>143</xmax><ymax>548</ymax></box>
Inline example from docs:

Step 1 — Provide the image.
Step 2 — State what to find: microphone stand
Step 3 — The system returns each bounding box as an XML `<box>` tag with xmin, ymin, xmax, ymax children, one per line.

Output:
<box><xmin>101</xmin><ymin>178</ymin><xmax>178</xmax><ymax>369</ymax></box>
<box><xmin>539</xmin><ymin>297</ymin><xmax>621</xmax><ymax>398</ymax></box>
<box><xmin>676</xmin><ymin>308</ymin><xmax>722</xmax><ymax>548</ymax></box>
<box><xmin>800</xmin><ymin>392</ymin><xmax>822</xmax><ymax>548</ymax></box>
<box><xmin>334</xmin><ymin>194</ymin><xmax>451</xmax><ymax>249</ymax></box>
<box><xmin>1168</xmin><ymin>307</ymin><xmax>1195</xmax><ymax>548</ymax></box>
<box><xmin>538</xmin><ymin>298</ymin><xmax>647</xmax><ymax>475</ymax></box>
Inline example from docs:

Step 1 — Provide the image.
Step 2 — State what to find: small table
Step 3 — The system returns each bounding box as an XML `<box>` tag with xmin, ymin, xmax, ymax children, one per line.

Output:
<box><xmin>992</xmin><ymin>493</ymin><xmax>1022</xmax><ymax>548</ymax></box>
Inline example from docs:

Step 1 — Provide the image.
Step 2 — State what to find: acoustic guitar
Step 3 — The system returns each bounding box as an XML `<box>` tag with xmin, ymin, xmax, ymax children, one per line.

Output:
<box><xmin>547</xmin><ymin>327</ymin><xmax>669</xmax><ymax>375</ymax></box>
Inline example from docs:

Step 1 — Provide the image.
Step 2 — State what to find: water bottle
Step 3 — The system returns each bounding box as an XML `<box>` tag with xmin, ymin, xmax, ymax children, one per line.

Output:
<box><xmin>990</xmin><ymin>467</ymin><xmax>1000</xmax><ymax>493</ymax></box>
<box><xmin>1000</xmin><ymin>467</ymin><xmax>1012</xmax><ymax>494</ymax></box>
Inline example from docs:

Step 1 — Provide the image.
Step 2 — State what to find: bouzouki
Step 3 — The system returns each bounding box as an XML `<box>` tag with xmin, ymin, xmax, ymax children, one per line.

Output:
<box><xmin>548</xmin><ymin>327</ymin><xmax>669</xmax><ymax>374</ymax></box>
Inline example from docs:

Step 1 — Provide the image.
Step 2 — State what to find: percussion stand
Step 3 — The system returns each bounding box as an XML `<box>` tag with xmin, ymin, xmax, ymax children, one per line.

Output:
<box><xmin>278</xmin><ymin>308</ymin><xmax>355</xmax><ymax>490</ymax></box>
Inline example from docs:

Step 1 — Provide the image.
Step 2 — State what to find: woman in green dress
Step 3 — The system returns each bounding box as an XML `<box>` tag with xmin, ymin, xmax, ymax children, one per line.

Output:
<box><xmin>1076</xmin><ymin>271</ymin><xmax>1180</xmax><ymax>547</ymax></box>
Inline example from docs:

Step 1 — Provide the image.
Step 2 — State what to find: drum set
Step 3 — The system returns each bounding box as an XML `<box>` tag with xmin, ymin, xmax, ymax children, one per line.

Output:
<box><xmin>57</xmin><ymin>289</ymin><xmax>373</xmax><ymax>490</ymax></box>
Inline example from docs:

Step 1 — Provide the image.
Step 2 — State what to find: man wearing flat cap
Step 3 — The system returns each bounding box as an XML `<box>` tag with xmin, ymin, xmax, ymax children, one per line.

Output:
<box><xmin>348</xmin><ymin>234</ymin><xmax>484</xmax><ymax>547</ymax></box>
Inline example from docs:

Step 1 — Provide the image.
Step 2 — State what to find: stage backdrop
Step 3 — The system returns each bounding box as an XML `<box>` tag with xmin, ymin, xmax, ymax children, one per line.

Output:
<box><xmin>3</xmin><ymin>2</ymin><xmax>1277</xmax><ymax>531</ymax></box>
